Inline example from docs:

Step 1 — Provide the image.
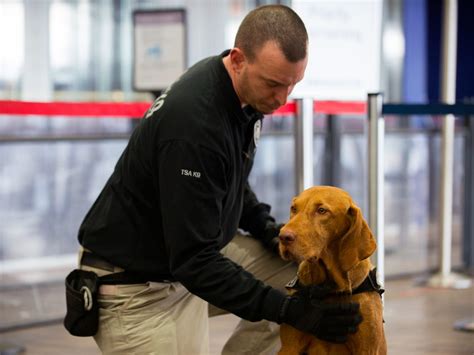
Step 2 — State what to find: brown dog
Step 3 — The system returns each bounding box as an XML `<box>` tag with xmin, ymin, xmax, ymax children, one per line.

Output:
<box><xmin>278</xmin><ymin>186</ymin><xmax>386</xmax><ymax>355</ymax></box>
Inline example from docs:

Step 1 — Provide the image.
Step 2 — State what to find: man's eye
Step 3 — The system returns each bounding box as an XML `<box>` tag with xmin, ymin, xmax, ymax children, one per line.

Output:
<box><xmin>317</xmin><ymin>207</ymin><xmax>327</xmax><ymax>214</ymax></box>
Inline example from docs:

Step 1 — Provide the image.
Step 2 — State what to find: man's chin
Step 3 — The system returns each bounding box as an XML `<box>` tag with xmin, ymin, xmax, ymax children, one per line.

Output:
<box><xmin>255</xmin><ymin>104</ymin><xmax>279</xmax><ymax>115</ymax></box>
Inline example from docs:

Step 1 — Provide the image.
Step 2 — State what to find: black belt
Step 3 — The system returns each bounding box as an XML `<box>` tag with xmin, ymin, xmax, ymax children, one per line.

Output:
<box><xmin>81</xmin><ymin>251</ymin><xmax>175</xmax><ymax>284</ymax></box>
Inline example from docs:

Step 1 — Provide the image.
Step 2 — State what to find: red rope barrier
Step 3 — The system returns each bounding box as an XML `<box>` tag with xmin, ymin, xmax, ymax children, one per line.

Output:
<box><xmin>0</xmin><ymin>101</ymin><xmax>151</xmax><ymax>118</ymax></box>
<box><xmin>0</xmin><ymin>100</ymin><xmax>366</xmax><ymax>117</ymax></box>
<box><xmin>313</xmin><ymin>101</ymin><xmax>366</xmax><ymax>115</ymax></box>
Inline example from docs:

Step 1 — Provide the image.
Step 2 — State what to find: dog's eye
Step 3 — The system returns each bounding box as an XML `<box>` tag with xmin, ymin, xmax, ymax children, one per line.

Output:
<box><xmin>317</xmin><ymin>207</ymin><xmax>327</xmax><ymax>214</ymax></box>
<box><xmin>290</xmin><ymin>206</ymin><xmax>297</xmax><ymax>214</ymax></box>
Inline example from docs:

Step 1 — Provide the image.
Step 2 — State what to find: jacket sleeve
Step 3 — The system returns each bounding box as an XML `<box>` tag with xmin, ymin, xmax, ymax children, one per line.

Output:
<box><xmin>238</xmin><ymin>182</ymin><xmax>275</xmax><ymax>238</ymax></box>
<box><xmin>156</xmin><ymin>140</ymin><xmax>285</xmax><ymax>322</ymax></box>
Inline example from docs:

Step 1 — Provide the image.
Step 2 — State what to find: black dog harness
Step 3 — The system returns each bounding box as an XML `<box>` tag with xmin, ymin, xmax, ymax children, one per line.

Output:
<box><xmin>285</xmin><ymin>268</ymin><xmax>385</xmax><ymax>298</ymax></box>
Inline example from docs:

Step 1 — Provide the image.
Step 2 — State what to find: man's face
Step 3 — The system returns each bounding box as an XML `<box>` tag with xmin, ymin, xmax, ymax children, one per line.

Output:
<box><xmin>235</xmin><ymin>41</ymin><xmax>307</xmax><ymax>114</ymax></box>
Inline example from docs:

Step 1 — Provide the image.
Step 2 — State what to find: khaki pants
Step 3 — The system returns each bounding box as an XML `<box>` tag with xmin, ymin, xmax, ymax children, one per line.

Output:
<box><xmin>79</xmin><ymin>233</ymin><xmax>296</xmax><ymax>355</ymax></box>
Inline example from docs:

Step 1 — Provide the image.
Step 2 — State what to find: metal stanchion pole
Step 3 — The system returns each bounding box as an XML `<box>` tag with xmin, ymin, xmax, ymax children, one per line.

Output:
<box><xmin>294</xmin><ymin>98</ymin><xmax>314</xmax><ymax>194</ymax></box>
<box><xmin>463</xmin><ymin>114</ymin><xmax>474</xmax><ymax>272</ymax></box>
<box><xmin>367</xmin><ymin>93</ymin><xmax>385</xmax><ymax>288</ymax></box>
<box><xmin>324</xmin><ymin>115</ymin><xmax>342</xmax><ymax>187</ymax></box>
<box><xmin>426</xmin><ymin>0</ymin><xmax>471</xmax><ymax>289</ymax></box>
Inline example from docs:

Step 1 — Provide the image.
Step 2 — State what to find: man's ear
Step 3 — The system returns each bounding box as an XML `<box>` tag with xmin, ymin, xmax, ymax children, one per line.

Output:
<box><xmin>229</xmin><ymin>48</ymin><xmax>246</xmax><ymax>73</ymax></box>
<box><xmin>338</xmin><ymin>205</ymin><xmax>377</xmax><ymax>272</ymax></box>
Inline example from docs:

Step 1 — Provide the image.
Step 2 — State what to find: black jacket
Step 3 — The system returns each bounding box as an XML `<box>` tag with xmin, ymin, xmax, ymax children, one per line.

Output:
<box><xmin>79</xmin><ymin>51</ymin><xmax>286</xmax><ymax>322</ymax></box>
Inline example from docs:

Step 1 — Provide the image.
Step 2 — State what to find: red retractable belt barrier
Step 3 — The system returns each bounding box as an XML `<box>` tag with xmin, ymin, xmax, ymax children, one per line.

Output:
<box><xmin>0</xmin><ymin>100</ymin><xmax>151</xmax><ymax>118</ymax></box>
<box><xmin>313</xmin><ymin>101</ymin><xmax>366</xmax><ymax>115</ymax></box>
<box><xmin>0</xmin><ymin>100</ymin><xmax>366</xmax><ymax>117</ymax></box>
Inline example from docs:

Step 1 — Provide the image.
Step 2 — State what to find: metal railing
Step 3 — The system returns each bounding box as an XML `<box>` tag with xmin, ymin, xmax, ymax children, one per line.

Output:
<box><xmin>367</xmin><ymin>96</ymin><xmax>474</xmax><ymax>288</ymax></box>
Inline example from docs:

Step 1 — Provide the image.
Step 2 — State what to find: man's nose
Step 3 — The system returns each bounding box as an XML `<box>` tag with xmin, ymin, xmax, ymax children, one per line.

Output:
<box><xmin>274</xmin><ymin>87</ymin><xmax>290</xmax><ymax>106</ymax></box>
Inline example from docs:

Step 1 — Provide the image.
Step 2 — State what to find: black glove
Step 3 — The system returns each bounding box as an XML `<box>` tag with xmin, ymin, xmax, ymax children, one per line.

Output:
<box><xmin>261</xmin><ymin>221</ymin><xmax>284</xmax><ymax>254</ymax></box>
<box><xmin>278</xmin><ymin>284</ymin><xmax>362</xmax><ymax>343</ymax></box>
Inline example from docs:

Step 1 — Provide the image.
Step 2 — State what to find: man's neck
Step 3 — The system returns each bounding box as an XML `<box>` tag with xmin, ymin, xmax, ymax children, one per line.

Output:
<box><xmin>222</xmin><ymin>54</ymin><xmax>246</xmax><ymax>107</ymax></box>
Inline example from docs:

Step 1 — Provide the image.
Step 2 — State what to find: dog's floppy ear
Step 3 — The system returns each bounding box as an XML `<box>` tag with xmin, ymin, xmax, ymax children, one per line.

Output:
<box><xmin>338</xmin><ymin>205</ymin><xmax>376</xmax><ymax>272</ymax></box>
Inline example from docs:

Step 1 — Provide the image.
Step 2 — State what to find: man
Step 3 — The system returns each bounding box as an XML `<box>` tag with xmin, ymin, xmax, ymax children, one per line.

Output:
<box><xmin>77</xmin><ymin>5</ymin><xmax>361</xmax><ymax>354</ymax></box>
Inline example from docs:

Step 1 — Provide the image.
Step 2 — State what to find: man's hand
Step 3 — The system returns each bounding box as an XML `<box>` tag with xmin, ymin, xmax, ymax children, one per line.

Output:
<box><xmin>278</xmin><ymin>285</ymin><xmax>362</xmax><ymax>343</ymax></box>
<box><xmin>261</xmin><ymin>221</ymin><xmax>284</xmax><ymax>254</ymax></box>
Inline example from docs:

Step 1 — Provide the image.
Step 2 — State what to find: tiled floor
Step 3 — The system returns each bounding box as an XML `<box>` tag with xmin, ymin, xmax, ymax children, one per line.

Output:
<box><xmin>1</xmin><ymin>277</ymin><xmax>473</xmax><ymax>355</ymax></box>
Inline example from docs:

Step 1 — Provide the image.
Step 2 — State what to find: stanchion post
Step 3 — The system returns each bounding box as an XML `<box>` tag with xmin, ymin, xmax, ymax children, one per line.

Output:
<box><xmin>323</xmin><ymin>114</ymin><xmax>342</xmax><ymax>187</ymax></box>
<box><xmin>463</xmin><ymin>114</ymin><xmax>474</xmax><ymax>272</ymax></box>
<box><xmin>426</xmin><ymin>0</ymin><xmax>471</xmax><ymax>289</ymax></box>
<box><xmin>367</xmin><ymin>93</ymin><xmax>385</xmax><ymax>288</ymax></box>
<box><xmin>294</xmin><ymin>98</ymin><xmax>314</xmax><ymax>194</ymax></box>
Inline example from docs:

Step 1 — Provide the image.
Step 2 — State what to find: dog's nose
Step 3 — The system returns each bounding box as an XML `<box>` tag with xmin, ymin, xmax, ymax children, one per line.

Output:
<box><xmin>279</xmin><ymin>230</ymin><xmax>296</xmax><ymax>245</ymax></box>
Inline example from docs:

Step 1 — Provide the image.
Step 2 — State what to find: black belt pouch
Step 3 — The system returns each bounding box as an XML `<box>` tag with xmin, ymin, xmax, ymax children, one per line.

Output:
<box><xmin>64</xmin><ymin>269</ymin><xmax>100</xmax><ymax>337</ymax></box>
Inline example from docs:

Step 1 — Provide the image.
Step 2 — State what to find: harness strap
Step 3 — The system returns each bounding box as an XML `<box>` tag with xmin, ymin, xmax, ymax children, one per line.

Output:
<box><xmin>352</xmin><ymin>268</ymin><xmax>384</xmax><ymax>296</ymax></box>
<box><xmin>285</xmin><ymin>268</ymin><xmax>384</xmax><ymax>298</ymax></box>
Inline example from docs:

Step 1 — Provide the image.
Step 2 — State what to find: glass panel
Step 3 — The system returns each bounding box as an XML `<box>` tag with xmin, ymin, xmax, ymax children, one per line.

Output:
<box><xmin>0</xmin><ymin>115</ymin><xmax>132</xmax><ymax>138</ymax></box>
<box><xmin>0</xmin><ymin>140</ymin><xmax>127</xmax><ymax>262</ymax></box>
<box><xmin>340</xmin><ymin>133</ymin><xmax>367</xmax><ymax>210</ymax></box>
<box><xmin>249</xmin><ymin>134</ymin><xmax>295</xmax><ymax>223</ymax></box>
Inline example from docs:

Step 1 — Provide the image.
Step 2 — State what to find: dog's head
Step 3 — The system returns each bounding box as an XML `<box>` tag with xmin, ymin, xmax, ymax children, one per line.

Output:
<box><xmin>279</xmin><ymin>186</ymin><xmax>376</xmax><ymax>275</ymax></box>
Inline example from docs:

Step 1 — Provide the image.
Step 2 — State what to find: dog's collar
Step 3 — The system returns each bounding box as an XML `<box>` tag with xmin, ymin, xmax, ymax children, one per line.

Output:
<box><xmin>285</xmin><ymin>268</ymin><xmax>384</xmax><ymax>298</ymax></box>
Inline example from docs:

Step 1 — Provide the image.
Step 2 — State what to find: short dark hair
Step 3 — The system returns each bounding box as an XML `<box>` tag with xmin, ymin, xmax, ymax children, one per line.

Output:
<box><xmin>234</xmin><ymin>5</ymin><xmax>308</xmax><ymax>63</ymax></box>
